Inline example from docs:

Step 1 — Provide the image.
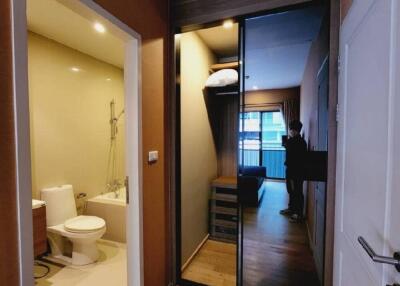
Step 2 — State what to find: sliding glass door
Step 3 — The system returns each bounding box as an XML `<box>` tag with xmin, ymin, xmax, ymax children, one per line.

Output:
<box><xmin>239</xmin><ymin>110</ymin><xmax>286</xmax><ymax>179</ymax></box>
<box><xmin>239</xmin><ymin>111</ymin><xmax>261</xmax><ymax>166</ymax></box>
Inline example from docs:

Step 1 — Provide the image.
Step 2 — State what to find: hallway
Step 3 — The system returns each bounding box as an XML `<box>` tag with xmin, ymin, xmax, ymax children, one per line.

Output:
<box><xmin>243</xmin><ymin>181</ymin><xmax>319</xmax><ymax>286</ymax></box>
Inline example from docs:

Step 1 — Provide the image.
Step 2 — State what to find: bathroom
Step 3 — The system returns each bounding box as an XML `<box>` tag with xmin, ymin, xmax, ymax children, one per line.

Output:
<box><xmin>29</xmin><ymin>0</ymin><xmax>131</xmax><ymax>284</ymax></box>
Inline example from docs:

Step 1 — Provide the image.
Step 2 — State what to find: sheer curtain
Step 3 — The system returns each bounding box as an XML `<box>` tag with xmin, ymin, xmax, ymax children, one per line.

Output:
<box><xmin>282</xmin><ymin>98</ymin><xmax>300</xmax><ymax>132</ymax></box>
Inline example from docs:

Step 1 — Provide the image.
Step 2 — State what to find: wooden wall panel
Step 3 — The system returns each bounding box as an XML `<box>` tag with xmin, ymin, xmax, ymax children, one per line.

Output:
<box><xmin>0</xmin><ymin>0</ymin><xmax>20</xmax><ymax>285</ymax></box>
<box><xmin>217</xmin><ymin>96</ymin><xmax>239</xmax><ymax>177</ymax></box>
<box><xmin>245</xmin><ymin>87</ymin><xmax>300</xmax><ymax>106</ymax></box>
<box><xmin>93</xmin><ymin>1</ymin><xmax>170</xmax><ymax>285</ymax></box>
<box><xmin>205</xmin><ymin>92</ymin><xmax>239</xmax><ymax>177</ymax></box>
<box><xmin>172</xmin><ymin>0</ymin><xmax>311</xmax><ymax>28</ymax></box>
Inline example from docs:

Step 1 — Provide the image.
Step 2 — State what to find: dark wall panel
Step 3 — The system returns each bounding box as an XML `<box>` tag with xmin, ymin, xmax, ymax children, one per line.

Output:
<box><xmin>172</xmin><ymin>0</ymin><xmax>311</xmax><ymax>27</ymax></box>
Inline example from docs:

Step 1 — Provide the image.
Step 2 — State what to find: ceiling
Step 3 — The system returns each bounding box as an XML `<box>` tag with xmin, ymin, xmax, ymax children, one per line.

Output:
<box><xmin>196</xmin><ymin>24</ymin><xmax>239</xmax><ymax>58</ymax></box>
<box><xmin>245</xmin><ymin>7</ymin><xmax>324</xmax><ymax>90</ymax></box>
<box><xmin>27</xmin><ymin>0</ymin><xmax>125</xmax><ymax>68</ymax></box>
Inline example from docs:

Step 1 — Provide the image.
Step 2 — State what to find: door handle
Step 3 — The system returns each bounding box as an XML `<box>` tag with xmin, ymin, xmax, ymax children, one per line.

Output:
<box><xmin>358</xmin><ymin>236</ymin><xmax>400</xmax><ymax>272</ymax></box>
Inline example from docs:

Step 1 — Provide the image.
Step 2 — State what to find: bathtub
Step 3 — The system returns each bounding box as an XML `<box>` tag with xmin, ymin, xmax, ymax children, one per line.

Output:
<box><xmin>86</xmin><ymin>187</ymin><xmax>126</xmax><ymax>243</ymax></box>
<box><xmin>90</xmin><ymin>187</ymin><xmax>126</xmax><ymax>205</ymax></box>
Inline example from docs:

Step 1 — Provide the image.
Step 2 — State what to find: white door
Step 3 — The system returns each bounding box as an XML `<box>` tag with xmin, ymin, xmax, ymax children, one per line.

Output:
<box><xmin>334</xmin><ymin>0</ymin><xmax>400</xmax><ymax>285</ymax></box>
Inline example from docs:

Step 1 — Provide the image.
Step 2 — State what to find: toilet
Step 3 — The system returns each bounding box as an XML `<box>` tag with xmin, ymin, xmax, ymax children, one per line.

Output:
<box><xmin>41</xmin><ymin>185</ymin><xmax>106</xmax><ymax>266</ymax></box>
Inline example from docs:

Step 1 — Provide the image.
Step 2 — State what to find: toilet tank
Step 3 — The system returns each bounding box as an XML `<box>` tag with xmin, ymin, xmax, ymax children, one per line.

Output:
<box><xmin>41</xmin><ymin>185</ymin><xmax>77</xmax><ymax>226</ymax></box>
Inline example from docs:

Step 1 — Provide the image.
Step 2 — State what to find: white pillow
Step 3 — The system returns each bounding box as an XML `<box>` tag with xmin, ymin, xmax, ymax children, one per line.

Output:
<box><xmin>205</xmin><ymin>69</ymin><xmax>238</xmax><ymax>87</ymax></box>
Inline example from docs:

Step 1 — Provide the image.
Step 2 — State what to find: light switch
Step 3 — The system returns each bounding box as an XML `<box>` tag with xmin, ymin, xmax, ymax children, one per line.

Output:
<box><xmin>148</xmin><ymin>151</ymin><xmax>158</xmax><ymax>163</ymax></box>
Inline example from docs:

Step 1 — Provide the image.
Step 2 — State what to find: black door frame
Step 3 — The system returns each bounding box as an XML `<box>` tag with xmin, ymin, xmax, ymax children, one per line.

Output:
<box><xmin>171</xmin><ymin>18</ymin><xmax>242</xmax><ymax>286</ymax></box>
<box><xmin>168</xmin><ymin>1</ymin><xmax>340</xmax><ymax>285</ymax></box>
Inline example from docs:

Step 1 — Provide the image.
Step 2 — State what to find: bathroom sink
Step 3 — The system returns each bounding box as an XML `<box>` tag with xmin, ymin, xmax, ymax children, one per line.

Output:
<box><xmin>32</xmin><ymin>199</ymin><xmax>46</xmax><ymax>210</ymax></box>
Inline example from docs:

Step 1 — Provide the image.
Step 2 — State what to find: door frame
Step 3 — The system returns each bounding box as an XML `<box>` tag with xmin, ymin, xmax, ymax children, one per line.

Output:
<box><xmin>324</xmin><ymin>1</ymin><xmax>340</xmax><ymax>285</ymax></box>
<box><xmin>11</xmin><ymin>0</ymin><xmax>143</xmax><ymax>285</ymax></box>
<box><xmin>167</xmin><ymin>1</ymin><xmax>340</xmax><ymax>285</ymax></box>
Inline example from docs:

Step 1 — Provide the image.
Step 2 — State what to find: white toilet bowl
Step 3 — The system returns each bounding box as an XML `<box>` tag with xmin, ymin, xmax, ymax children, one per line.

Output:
<box><xmin>47</xmin><ymin>216</ymin><xmax>106</xmax><ymax>265</ymax></box>
<box><xmin>41</xmin><ymin>185</ymin><xmax>107</xmax><ymax>266</ymax></box>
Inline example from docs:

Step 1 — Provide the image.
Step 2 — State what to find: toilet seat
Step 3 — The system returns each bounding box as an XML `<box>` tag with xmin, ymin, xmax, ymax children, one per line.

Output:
<box><xmin>64</xmin><ymin>215</ymin><xmax>106</xmax><ymax>233</ymax></box>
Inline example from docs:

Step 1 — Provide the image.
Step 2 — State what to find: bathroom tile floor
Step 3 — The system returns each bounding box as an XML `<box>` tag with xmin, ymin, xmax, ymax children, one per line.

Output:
<box><xmin>34</xmin><ymin>239</ymin><xmax>127</xmax><ymax>286</ymax></box>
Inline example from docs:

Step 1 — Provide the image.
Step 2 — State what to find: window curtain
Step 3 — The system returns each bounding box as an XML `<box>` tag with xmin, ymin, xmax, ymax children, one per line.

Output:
<box><xmin>282</xmin><ymin>98</ymin><xmax>300</xmax><ymax>133</ymax></box>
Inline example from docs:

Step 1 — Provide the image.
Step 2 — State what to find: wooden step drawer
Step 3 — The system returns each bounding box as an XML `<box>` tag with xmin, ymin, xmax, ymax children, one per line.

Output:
<box><xmin>212</xmin><ymin>192</ymin><xmax>237</xmax><ymax>203</ymax></box>
<box><xmin>210</xmin><ymin>225</ymin><xmax>237</xmax><ymax>242</ymax></box>
<box><xmin>210</xmin><ymin>212</ymin><xmax>238</xmax><ymax>222</ymax></box>
<box><xmin>210</xmin><ymin>205</ymin><xmax>237</xmax><ymax>216</ymax></box>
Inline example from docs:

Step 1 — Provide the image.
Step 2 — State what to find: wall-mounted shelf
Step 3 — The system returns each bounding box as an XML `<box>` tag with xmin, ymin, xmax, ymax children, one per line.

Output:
<box><xmin>210</xmin><ymin>61</ymin><xmax>239</xmax><ymax>72</ymax></box>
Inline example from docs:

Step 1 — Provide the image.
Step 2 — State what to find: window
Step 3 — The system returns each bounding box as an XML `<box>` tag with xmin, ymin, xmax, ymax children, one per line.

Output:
<box><xmin>240</xmin><ymin>110</ymin><xmax>287</xmax><ymax>179</ymax></box>
<box><xmin>239</xmin><ymin>112</ymin><xmax>260</xmax><ymax>151</ymax></box>
<box><xmin>261</xmin><ymin>111</ymin><xmax>286</xmax><ymax>150</ymax></box>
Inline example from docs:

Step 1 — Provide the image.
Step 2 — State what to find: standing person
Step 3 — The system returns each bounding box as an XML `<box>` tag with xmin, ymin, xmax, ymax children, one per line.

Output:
<box><xmin>279</xmin><ymin>120</ymin><xmax>307</xmax><ymax>223</ymax></box>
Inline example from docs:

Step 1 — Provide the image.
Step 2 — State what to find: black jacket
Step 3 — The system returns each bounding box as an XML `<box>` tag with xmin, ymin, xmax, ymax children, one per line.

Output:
<box><xmin>284</xmin><ymin>135</ymin><xmax>307</xmax><ymax>178</ymax></box>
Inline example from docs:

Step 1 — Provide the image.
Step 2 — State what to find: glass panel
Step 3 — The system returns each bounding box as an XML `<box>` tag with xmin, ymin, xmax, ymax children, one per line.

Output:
<box><xmin>239</xmin><ymin>111</ymin><xmax>287</xmax><ymax>177</ymax></box>
<box><xmin>261</xmin><ymin>111</ymin><xmax>286</xmax><ymax>179</ymax></box>
<box><xmin>261</xmin><ymin>111</ymin><xmax>285</xmax><ymax>150</ymax></box>
<box><xmin>239</xmin><ymin>112</ymin><xmax>260</xmax><ymax>166</ymax></box>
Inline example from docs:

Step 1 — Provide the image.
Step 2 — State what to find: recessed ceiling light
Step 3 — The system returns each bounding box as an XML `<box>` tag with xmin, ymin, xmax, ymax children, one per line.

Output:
<box><xmin>71</xmin><ymin>67</ymin><xmax>80</xmax><ymax>72</ymax></box>
<box><xmin>252</xmin><ymin>85</ymin><xmax>258</xmax><ymax>90</ymax></box>
<box><xmin>94</xmin><ymin>22</ymin><xmax>106</xmax><ymax>33</ymax></box>
<box><xmin>223</xmin><ymin>20</ymin><xmax>234</xmax><ymax>29</ymax></box>
<box><xmin>106</xmin><ymin>78</ymin><xmax>111</xmax><ymax>81</ymax></box>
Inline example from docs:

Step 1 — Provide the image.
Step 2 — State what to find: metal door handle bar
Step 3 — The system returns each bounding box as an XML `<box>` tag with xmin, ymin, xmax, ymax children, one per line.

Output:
<box><xmin>358</xmin><ymin>236</ymin><xmax>400</xmax><ymax>272</ymax></box>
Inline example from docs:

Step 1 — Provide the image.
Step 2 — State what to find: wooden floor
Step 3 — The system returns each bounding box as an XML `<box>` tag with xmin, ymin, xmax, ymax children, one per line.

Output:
<box><xmin>243</xmin><ymin>181</ymin><xmax>320</xmax><ymax>286</ymax></box>
<box><xmin>182</xmin><ymin>239</ymin><xmax>236</xmax><ymax>286</ymax></box>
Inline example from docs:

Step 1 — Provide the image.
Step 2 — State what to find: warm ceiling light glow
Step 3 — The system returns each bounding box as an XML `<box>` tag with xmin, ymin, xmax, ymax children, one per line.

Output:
<box><xmin>71</xmin><ymin>67</ymin><xmax>80</xmax><ymax>72</ymax></box>
<box><xmin>223</xmin><ymin>20</ymin><xmax>234</xmax><ymax>29</ymax></box>
<box><xmin>252</xmin><ymin>85</ymin><xmax>258</xmax><ymax>90</ymax></box>
<box><xmin>106</xmin><ymin>78</ymin><xmax>111</xmax><ymax>81</ymax></box>
<box><xmin>94</xmin><ymin>22</ymin><xmax>106</xmax><ymax>33</ymax></box>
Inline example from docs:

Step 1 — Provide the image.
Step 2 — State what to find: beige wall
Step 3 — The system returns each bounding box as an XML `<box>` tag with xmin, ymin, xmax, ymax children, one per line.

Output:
<box><xmin>28</xmin><ymin>32</ymin><xmax>125</xmax><ymax>201</ymax></box>
<box><xmin>180</xmin><ymin>32</ymin><xmax>218</xmax><ymax>264</ymax></box>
